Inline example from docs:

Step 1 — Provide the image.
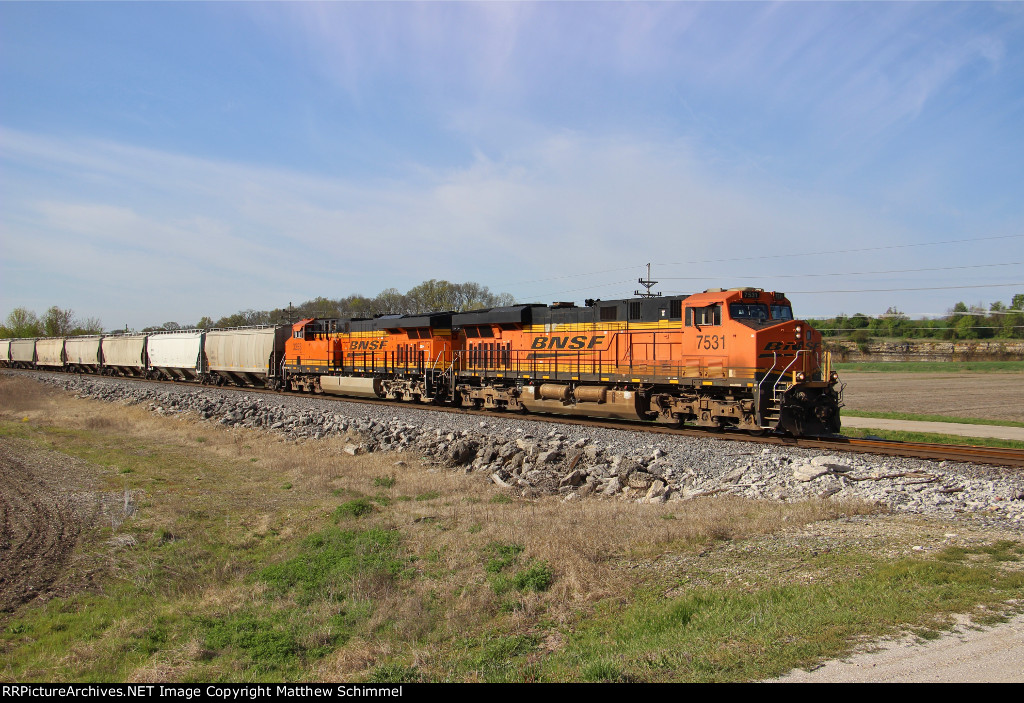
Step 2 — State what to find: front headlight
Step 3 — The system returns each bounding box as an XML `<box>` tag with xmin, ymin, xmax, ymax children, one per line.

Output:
<box><xmin>796</xmin><ymin>371</ymin><xmax>806</xmax><ymax>382</ymax></box>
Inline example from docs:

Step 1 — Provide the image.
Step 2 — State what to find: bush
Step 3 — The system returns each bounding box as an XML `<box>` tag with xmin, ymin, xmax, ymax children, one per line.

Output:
<box><xmin>849</xmin><ymin>329</ymin><xmax>873</xmax><ymax>354</ymax></box>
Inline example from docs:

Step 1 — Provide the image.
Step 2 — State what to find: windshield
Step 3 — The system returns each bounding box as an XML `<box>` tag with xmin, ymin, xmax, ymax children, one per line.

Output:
<box><xmin>771</xmin><ymin>305</ymin><xmax>793</xmax><ymax>321</ymax></box>
<box><xmin>729</xmin><ymin>303</ymin><xmax>769</xmax><ymax>321</ymax></box>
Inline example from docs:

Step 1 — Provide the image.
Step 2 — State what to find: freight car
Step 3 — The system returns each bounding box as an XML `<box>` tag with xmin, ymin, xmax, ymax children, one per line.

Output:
<box><xmin>2</xmin><ymin>326</ymin><xmax>288</xmax><ymax>386</ymax></box>
<box><xmin>1</xmin><ymin>287</ymin><xmax>842</xmax><ymax>436</ymax></box>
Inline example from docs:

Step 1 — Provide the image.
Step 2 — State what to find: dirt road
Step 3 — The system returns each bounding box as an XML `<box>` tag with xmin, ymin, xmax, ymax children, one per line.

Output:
<box><xmin>0</xmin><ymin>441</ymin><xmax>107</xmax><ymax>613</ymax></box>
<box><xmin>773</xmin><ymin>613</ymin><xmax>1024</xmax><ymax>682</ymax></box>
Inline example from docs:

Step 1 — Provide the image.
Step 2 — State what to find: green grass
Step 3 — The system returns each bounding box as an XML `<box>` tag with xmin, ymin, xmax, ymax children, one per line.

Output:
<box><xmin>842</xmin><ymin>427</ymin><xmax>1024</xmax><ymax>449</ymax></box>
<box><xmin>835</xmin><ymin>360</ymin><xmax>1024</xmax><ymax>373</ymax></box>
<box><xmin>842</xmin><ymin>410</ymin><xmax>1024</xmax><ymax>429</ymax></box>
<box><xmin>258</xmin><ymin>527</ymin><xmax>408</xmax><ymax>601</ymax></box>
<box><xmin>482</xmin><ymin>542</ymin><xmax>553</xmax><ymax>597</ymax></box>
<box><xmin>484</xmin><ymin>542</ymin><xmax>525</xmax><ymax>575</ymax></box>
<box><xmin>3</xmin><ymin>389</ymin><xmax>1024</xmax><ymax>683</ymax></box>
<box><xmin>542</xmin><ymin>546</ymin><xmax>1024</xmax><ymax>682</ymax></box>
<box><xmin>334</xmin><ymin>498</ymin><xmax>375</xmax><ymax>520</ymax></box>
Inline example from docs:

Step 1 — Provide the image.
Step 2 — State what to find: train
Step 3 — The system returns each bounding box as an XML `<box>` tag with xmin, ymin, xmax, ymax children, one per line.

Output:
<box><xmin>0</xmin><ymin>288</ymin><xmax>843</xmax><ymax>436</ymax></box>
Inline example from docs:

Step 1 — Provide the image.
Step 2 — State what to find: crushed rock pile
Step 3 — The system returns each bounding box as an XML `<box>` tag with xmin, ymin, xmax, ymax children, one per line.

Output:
<box><xmin>25</xmin><ymin>372</ymin><xmax>1024</xmax><ymax>526</ymax></box>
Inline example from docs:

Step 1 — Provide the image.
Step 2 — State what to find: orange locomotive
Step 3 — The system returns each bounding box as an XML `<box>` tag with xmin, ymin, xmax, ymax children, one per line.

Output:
<box><xmin>281</xmin><ymin>287</ymin><xmax>842</xmax><ymax>436</ymax></box>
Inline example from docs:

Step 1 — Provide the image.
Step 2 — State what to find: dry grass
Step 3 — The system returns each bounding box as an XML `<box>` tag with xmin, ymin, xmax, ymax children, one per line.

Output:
<box><xmin>0</xmin><ymin>373</ymin><xmax>882</xmax><ymax>681</ymax></box>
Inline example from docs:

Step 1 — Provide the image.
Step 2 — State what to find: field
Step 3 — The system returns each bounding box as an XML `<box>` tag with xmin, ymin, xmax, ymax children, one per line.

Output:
<box><xmin>2</xmin><ymin>374</ymin><xmax>1023</xmax><ymax>682</ymax></box>
<box><xmin>839</xmin><ymin>371</ymin><xmax>1024</xmax><ymax>423</ymax></box>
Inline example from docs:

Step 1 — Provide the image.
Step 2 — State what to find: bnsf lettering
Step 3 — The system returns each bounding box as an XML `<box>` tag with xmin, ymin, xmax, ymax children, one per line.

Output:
<box><xmin>763</xmin><ymin>341</ymin><xmax>801</xmax><ymax>352</ymax></box>
<box><xmin>530</xmin><ymin>335</ymin><xmax>606</xmax><ymax>350</ymax></box>
<box><xmin>350</xmin><ymin>340</ymin><xmax>387</xmax><ymax>351</ymax></box>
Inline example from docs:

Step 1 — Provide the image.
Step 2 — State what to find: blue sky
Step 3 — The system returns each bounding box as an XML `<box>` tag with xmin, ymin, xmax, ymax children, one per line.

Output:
<box><xmin>2</xmin><ymin>1</ymin><xmax>1023</xmax><ymax>329</ymax></box>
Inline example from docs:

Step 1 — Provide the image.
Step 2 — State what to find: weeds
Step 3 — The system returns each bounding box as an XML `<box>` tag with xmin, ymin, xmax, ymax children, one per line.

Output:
<box><xmin>2</xmin><ymin>374</ymin><xmax>1021</xmax><ymax>683</ymax></box>
<box><xmin>335</xmin><ymin>499</ymin><xmax>375</xmax><ymax>520</ymax></box>
<box><xmin>483</xmin><ymin>542</ymin><xmax>553</xmax><ymax>595</ymax></box>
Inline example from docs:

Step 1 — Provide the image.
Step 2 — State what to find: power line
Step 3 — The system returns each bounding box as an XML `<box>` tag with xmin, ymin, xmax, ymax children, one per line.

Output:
<box><xmin>664</xmin><ymin>233</ymin><xmax>1024</xmax><ymax>266</ymax></box>
<box><xmin>778</xmin><ymin>283</ymin><xmax>1024</xmax><ymax>294</ymax></box>
<box><xmin>496</xmin><ymin>233</ymin><xmax>1024</xmax><ymax>288</ymax></box>
<box><xmin>662</xmin><ymin>283</ymin><xmax>1024</xmax><ymax>296</ymax></box>
<box><xmin>659</xmin><ymin>261</ymin><xmax>1023</xmax><ymax>281</ymax></box>
<box><xmin>514</xmin><ymin>279</ymin><xmax>635</xmax><ymax>303</ymax></box>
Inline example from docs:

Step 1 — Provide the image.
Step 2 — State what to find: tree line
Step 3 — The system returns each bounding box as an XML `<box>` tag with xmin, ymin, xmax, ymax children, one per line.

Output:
<box><xmin>1</xmin><ymin>306</ymin><xmax>103</xmax><ymax>339</ymax></box>
<box><xmin>809</xmin><ymin>294</ymin><xmax>1024</xmax><ymax>341</ymax></box>
<box><xmin>1</xmin><ymin>280</ymin><xmax>515</xmax><ymax>337</ymax></box>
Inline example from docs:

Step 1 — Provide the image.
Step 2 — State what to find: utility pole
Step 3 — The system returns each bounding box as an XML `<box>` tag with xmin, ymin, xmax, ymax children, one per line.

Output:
<box><xmin>635</xmin><ymin>263</ymin><xmax>660</xmax><ymax>298</ymax></box>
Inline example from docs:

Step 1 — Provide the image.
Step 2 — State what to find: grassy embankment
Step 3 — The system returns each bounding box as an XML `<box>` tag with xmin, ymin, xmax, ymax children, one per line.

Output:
<box><xmin>1</xmin><ymin>375</ymin><xmax>1022</xmax><ymax>682</ymax></box>
<box><xmin>840</xmin><ymin>427</ymin><xmax>1024</xmax><ymax>450</ymax></box>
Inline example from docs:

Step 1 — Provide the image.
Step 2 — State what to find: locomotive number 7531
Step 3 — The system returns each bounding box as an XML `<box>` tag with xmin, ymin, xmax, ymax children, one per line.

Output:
<box><xmin>695</xmin><ymin>335</ymin><xmax>725</xmax><ymax>350</ymax></box>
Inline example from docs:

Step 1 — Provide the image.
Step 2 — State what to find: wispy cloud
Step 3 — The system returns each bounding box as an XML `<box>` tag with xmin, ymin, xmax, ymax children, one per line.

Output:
<box><xmin>3</xmin><ymin>124</ymin><xmax>967</xmax><ymax>326</ymax></box>
<box><xmin>2</xmin><ymin>3</ymin><xmax>1022</xmax><ymax>326</ymax></box>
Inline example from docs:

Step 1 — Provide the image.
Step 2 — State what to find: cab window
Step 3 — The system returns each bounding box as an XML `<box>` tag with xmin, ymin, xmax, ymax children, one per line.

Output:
<box><xmin>729</xmin><ymin>303</ymin><xmax>769</xmax><ymax>321</ymax></box>
<box><xmin>770</xmin><ymin>305</ymin><xmax>794</xmax><ymax>321</ymax></box>
<box><xmin>685</xmin><ymin>305</ymin><xmax>721</xmax><ymax>327</ymax></box>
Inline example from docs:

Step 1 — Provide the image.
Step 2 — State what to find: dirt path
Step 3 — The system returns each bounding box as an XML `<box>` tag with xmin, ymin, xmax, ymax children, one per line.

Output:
<box><xmin>772</xmin><ymin>612</ymin><xmax>1024</xmax><ymax>682</ymax></box>
<box><xmin>0</xmin><ymin>441</ymin><xmax>105</xmax><ymax>613</ymax></box>
<box><xmin>840</xmin><ymin>372</ymin><xmax>1024</xmax><ymax>422</ymax></box>
<box><xmin>840</xmin><ymin>416</ymin><xmax>1024</xmax><ymax>441</ymax></box>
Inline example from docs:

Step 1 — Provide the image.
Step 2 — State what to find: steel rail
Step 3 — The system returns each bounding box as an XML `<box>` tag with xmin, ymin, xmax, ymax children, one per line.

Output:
<box><xmin>7</xmin><ymin>368</ymin><xmax>1024</xmax><ymax>468</ymax></box>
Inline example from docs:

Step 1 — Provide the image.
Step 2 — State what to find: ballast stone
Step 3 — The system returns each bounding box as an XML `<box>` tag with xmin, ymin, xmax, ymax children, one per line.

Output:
<box><xmin>21</xmin><ymin>371</ymin><xmax>1024</xmax><ymax>527</ymax></box>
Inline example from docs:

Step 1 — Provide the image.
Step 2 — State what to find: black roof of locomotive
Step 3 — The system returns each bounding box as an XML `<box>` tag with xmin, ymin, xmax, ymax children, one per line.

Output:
<box><xmin>451</xmin><ymin>296</ymin><xmax>689</xmax><ymax>327</ymax></box>
<box><xmin>347</xmin><ymin>311</ymin><xmax>453</xmax><ymax>332</ymax></box>
<box><xmin>308</xmin><ymin>294</ymin><xmax>694</xmax><ymax>333</ymax></box>
<box><xmin>451</xmin><ymin>305</ymin><xmax>542</xmax><ymax>327</ymax></box>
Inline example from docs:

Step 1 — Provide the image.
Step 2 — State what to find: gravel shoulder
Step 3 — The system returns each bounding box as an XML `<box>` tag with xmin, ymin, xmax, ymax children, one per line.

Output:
<box><xmin>18</xmin><ymin>370</ymin><xmax>1024</xmax><ymax>528</ymax></box>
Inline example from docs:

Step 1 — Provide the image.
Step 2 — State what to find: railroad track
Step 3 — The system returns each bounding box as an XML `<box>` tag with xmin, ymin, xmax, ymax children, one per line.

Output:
<box><xmin>9</xmin><ymin>368</ymin><xmax>1024</xmax><ymax>469</ymax></box>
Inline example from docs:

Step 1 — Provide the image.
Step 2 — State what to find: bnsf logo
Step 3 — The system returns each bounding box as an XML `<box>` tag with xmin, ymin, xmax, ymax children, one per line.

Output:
<box><xmin>763</xmin><ymin>342</ymin><xmax>801</xmax><ymax>352</ymax></box>
<box><xmin>351</xmin><ymin>340</ymin><xmax>388</xmax><ymax>351</ymax></box>
<box><xmin>530</xmin><ymin>335</ymin><xmax>606</xmax><ymax>350</ymax></box>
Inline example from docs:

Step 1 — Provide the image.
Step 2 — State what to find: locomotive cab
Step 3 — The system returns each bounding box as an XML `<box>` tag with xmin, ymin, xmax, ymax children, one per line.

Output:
<box><xmin>733</xmin><ymin>290</ymin><xmax>841</xmax><ymax>436</ymax></box>
<box><xmin>681</xmin><ymin>288</ymin><xmax>841</xmax><ymax>435</ymax></box>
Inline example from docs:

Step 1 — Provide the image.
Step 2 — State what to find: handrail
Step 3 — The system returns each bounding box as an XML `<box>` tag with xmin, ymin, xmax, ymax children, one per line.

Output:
<box><xmin>757</xmin><ymin>351</ymin><xmax>778</xmax><ymax>407</ymax></box>
<box><xmin>772</xmin><ymin>349</ymin><xmax>811</xmax><ymax>398</ymax></box>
